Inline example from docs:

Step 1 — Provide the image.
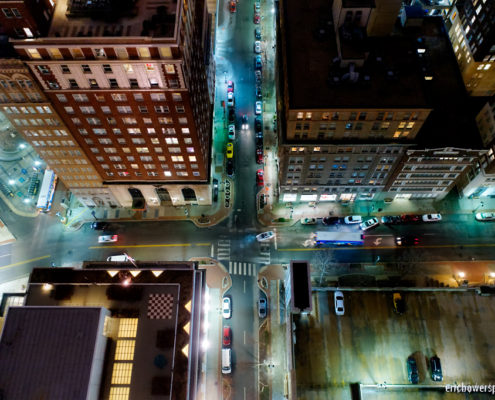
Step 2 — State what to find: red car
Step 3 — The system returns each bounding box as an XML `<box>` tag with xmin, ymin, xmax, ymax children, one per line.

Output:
<box><xmin>256</xmin><ymin>147</ymin><xmax>263</xmax><ymax>164</ymax></box>
<box><xmin>230</xmin><ymin>0</ymin><xmax>236</xmax><ymax>12</ymax></box>
<box><xmin>223</xmin><ymin>326</ymin><xmax>231</xmax><ymax>347</ymax></box>
<box><xmin>254</xmin><ymin>12</ymin><xmax>260</xmax><ymax>24</ymax></box>
<box><xmin>227</xmin><ymin>80</ymin><xmax>234</xmax><ymax>93</ymax></box>
<box><xmin>256</xmin><ymin>169</ymin><xmax>264</xmax><ymax>186</ymax></box>
<box><xmin>401</xmin><ymin>214</ymin><xmax>421</xmax><ymax>223</ymax></box>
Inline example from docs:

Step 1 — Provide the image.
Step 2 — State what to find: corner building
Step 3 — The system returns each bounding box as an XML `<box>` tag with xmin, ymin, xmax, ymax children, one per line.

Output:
<box><xmin>11</xmin><ymin>0</ymin><xmax>213</xmax><ymax>207</ymax></box>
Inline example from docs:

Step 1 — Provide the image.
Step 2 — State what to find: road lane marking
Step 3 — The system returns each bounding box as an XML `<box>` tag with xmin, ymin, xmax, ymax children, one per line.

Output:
<box><xmin>0</xmin><ymin>254</ymin><xmax>50</xmax><ymax>270</ymax></box>
<box><xmin>244</xmin><ymin>330</ymin><xmax>246</xmax><ymax>345</ymax></box>
<box><xmin>243</xmin><ymin>279</ymin><xmax>246</xmax><ymax>293</ymax></box>
<box><xmin>89</xmin><ymin>243</ymin><xmax>192</xmax><ymax>249</ymax></box>
<box><xmin>194</xmin><ymin>243</ymin><xmax>211</xmax><ymax>246</ymax></box>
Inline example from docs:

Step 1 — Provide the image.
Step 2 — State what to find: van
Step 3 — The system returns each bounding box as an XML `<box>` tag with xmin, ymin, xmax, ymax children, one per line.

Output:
<box><xmin>107</xmin><ymin>254</ymin><xmax>129</xmax><ymax>262</ymax></box>
<box><xmin>221</xmin><ymin>348</ymin><xmax>231</xmax><ymax>374</ymax></box>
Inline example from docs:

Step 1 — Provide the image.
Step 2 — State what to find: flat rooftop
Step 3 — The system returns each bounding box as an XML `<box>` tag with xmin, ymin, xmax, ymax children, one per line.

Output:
<box><xmin>284</xmin><ymin>0</ymin><xmax>428</xmax><ymax>109</ymax></box>
<box><xmin>0</xmin><ymin>307</ymin><xmax>107</xmax><ymax>400</ymax></box>
<box><xmin>48</xmin><ymin>0</ymin><xmax>178</xmax><ymax>38</ymax></box>
<box><xmin>22</xmin><ymin>262</ymin><xmax>204</xmax><ymax>400</ymax></box>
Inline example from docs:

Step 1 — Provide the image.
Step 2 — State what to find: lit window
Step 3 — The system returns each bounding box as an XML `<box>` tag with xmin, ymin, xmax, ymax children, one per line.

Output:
<box><xmin>23</xmin><ymin>28</ymin><xmax>33</xmax><ymax>38</ymax></box>
<box><xmin>189</xmin><ymin>156</ymin><xmax>196</xmax><ymax>162</ymax></box>
<box><xmin>27</xmin><ymin>49</ymin><xmax>42</xmax><ymax>59</ymax></box>
<box><xmin>138</xmin><ymin>48</ymin><xmax>151</xmax><ymax>59</ymax></box>
<box><xmin>165</xmin><ymin>64</ymin><xmax>175</xmax><ymax>74</ymax></box>
<box><xmin>111</xmin><ymin>363</ymin><xmax>132</xmax><ymax>385</ymax></box>
<box><xmin>94</xmin><ymin>48</ymin><xmax>106</xmax><ymax>59</ymax></box>
<box><xmin>123</xmin><ymin>64</ymin><xmax>134</xmax><ymax>73</ymax></box>
<box><xmin>296</xmin><ymin>112</ymin><xmax>303</xmax><ymax>120</ymax></box>
<box><xmin>109</xmin><ymin>387</ymin><xmax>130</xmax><ymax>399</ymax></box>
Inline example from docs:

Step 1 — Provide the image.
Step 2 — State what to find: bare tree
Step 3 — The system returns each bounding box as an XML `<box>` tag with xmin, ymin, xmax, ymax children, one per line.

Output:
<box><xmin>311</xmin><ymin>250</ymin><xmax>335</xmax><ymax>285</ymax></box>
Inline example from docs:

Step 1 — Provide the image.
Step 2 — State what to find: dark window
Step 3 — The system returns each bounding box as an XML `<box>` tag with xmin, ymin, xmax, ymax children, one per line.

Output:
<box><xmin>109</xmin><ymin>79</ymin><xmax>118</xmax><ymax>88</ymax></box>
<box><xmin>103</xmin><ymin>64</ymin><xmax>112</xmax><ymax>73</ymax></box>
<box><xmin>61</xmin><ymin>65</ymin><xmax>70</xmax><ymax>74</ymax></box>
<box><xmin>82</xmin><ymin>65</ymin><xmax>91</xmax><ymax>73</ymax></box>
<box><xmin>130</xmin><ymin>79</ymin><xmax>139</xmax><ymax>88</ymax></box>
<box><xmin>68</xmin><ymin>79</ymin><xmax>79</xmax><ymax>89</ymax></box>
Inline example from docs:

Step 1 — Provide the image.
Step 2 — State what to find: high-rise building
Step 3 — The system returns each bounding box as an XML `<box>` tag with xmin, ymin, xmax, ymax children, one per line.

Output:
<box><xmin>9</xmin><ymin>0</ymin><xmax>214</xmax><ymax>208</ymax></box>
<box><xmin>447</xmin><ymin>0</ymin><xmax>495</xmax><ymax>96</ymax></box>
<box><xmin>0</xmin><ymin>0</ymin><xmax>55</xmax><ymax>39</ymax></box>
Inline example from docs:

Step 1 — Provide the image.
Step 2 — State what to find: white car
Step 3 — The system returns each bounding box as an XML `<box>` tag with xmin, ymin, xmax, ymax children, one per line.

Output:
<box><xmin>98</xmin><ymin>234</ymin><xmax>118</xmax><ymax>243</ymax></box>
<box><xmin>422</xmin><ymin>213</ymin><xmax>442</xmax><ymax>222</ymax></box>
<box><xmin>222</xmin><ymin>296</ymin><xmax>232</xmax><ymax>319</ymax></box>
<box><xmin>228</xmin><ymin>124</ymin><xmax>235</xmax><ymax>140</ymax></box>
<box><xmin>227</xmin><ymin>91</ymin><xmax>234</xmax><ymax>107</ymax></box>
<box><xmin>255</xmin><ymin>101</ymin><xmax>262</xmax><ymax>115</ymax></box>
<box><xmin>334</xmin><ymin>290</ymin><xmax>344</xmax><ymax>316</ymax></box>
<box><xmin>344</xmin><ymin>215</ymin><xmax>362</xmax><ymax>224</ymax></box>
<box><xmin>254</xmin><ymin>40</ymin><xmax>261</xmax><ymax>54</ymax></box>
<box><xmin>475</xmin><ymin>212</ymin><xmax>495</xmax><ymax>221</ymax></box>
<box><xmin>301</xmin><ymin>217</ymin><xmax>317</xmax><ymax>225</ymax></box>
<box><xmin>360</xmin><ymin>217</ymin><xmax>379</xmax><ymax>231</ymax></box>
<box><xmin>256</xmin><ymin>231</ymin><xmax>275</xmax><ymax>242</ymax></box>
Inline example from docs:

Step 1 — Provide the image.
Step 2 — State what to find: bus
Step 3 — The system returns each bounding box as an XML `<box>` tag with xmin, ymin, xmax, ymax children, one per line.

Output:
<box><xmin>36</xmin><ymin>169</ymin><xmax>57</xmax><ymax>212</ymax></box>
<box><xmin>315</xmin><ymin>231</ymin><xmax>364</xmax><ymax>246</ymax></box>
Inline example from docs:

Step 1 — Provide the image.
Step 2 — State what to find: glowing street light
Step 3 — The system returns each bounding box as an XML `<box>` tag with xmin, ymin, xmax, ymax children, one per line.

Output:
<box><xmin>18</xmin><ymin>143</ymin><xmax>26</xmax><ymax>149</ymax></box>
<box><xmin>8</xmin><ymin>179</ymin><xmax>15</xmax><ymax>185</ymax></box>
<box><xmin>458</xmin><ymin>272</ymin><xmax>465</xmax><ymax>278</ymax></box>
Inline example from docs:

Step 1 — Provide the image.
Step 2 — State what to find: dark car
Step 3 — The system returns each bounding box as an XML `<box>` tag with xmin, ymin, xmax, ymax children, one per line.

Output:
<box><xmin>381</xmin><ymin>215</ymin><xmax>401</xmax><ymax>224</ymax></box>
<box><xmin>228</xmin><ymin>108</ymin><xmax>236</xmax><ymax>124</ymax></box>
<box><xmin>213</xmin><ymin>178</ymin><xmax>219</xmax><ymax>202</ymax></box>
<box><xmin>255</xmin><ymin>70</ymin><xmax>262</xmax><ymax>85</ymax></box>
<box><xmin>91</xmin><ymin>221</ymin><xmax>108</xmax><ymax>230</ymax></box>
<box><xmin>395</xmin><ymin>235</ymin><xmax>420</xmax><ymax>246</ymax></box>
<box><xmin>407</xmin><ymin>356</ymin><xmax>419</xmax><ymax>384</ymax></box>
<box><xmin>429</xmin><ymin>356</ymin><xmax>443</xmax><ymax>382</ymax></box>
<box><xmin>256</xmin><ymin>86</ymin><xmax>262</xmax><ymax>100</ymax></box>
<box><xmin>322</xmin><ymin>216</ymin><xmax>340</xmax><ymax>225</ymax></box>
<box><xmin>401</xmin><ymin>214</ymin><xmax>421</xmax><ymax>223</ymax></box>
<box><xmin>255</xmin><ymin>55</ymin><xmax>262</xmax><ymax>70</ymax></box>
<box><xmin>255</xmin><ymin>117</ymin><xmax>262</xmax><ymax>133</ymax></box>
<box><xmin>226</xmin><ymin>159</ymin><xmax>234</xmax><ymax>176</ymax></box>
<box><xmin>255</xmin><ymin>27</ymin><xmax>261</xmax><ymax>40</ymax></box>
<box><xmin>256</xmin><ymin>137</ymin><xmax>263</xmax><ymax>147</ymax></box>
<box><xmin>256</xmin><ymin>147</ymin><xmax>263</xmax><ymax>164</ymax></box>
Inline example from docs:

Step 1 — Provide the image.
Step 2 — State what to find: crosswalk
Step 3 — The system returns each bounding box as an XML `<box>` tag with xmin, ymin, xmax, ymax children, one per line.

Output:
<box><xmin>216</xmin><ymin>239</ymin><xmax>231</xmax><ymax>260</ymax></box>
<box><xmin>228</xmin><ymin>262</ymin><xmax>258</xmax><ymax>276</ymax></box>
<box><xmin>259</xmin><ymin>242</ymin><xmax>271</xmax><ymax>265</ymax></box>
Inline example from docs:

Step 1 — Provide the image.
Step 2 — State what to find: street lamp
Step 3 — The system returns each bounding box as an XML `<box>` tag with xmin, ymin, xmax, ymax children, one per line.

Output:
<box><xmin>18</xmin><ymin>143</ymin><xmax>26</xmax><ymax>149</ymax></box>
<box><xmin>458</xmin><ymin>271</ymin><xmax>465</xmax><ymax>278</ymax></box>
<box><xmin>8</xmin><ymin>179</ymin><xmax>15</xmax><ymax>185</ymax></box>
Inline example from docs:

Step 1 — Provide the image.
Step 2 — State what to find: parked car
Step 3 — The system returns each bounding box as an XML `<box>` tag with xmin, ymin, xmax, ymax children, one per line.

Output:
<box><xmin>475</xmin><ymin>212</ymin><xmax>495</xmax><ymax>221</ymax></box>
<box><xmin>255</xmin><ymin>117</ymin><xmax>262</xmax><ymax>133</ymax></box>
<box><xmin>344</xmin><ymin>215</ymin><xmax>362</xmax><ymax>224</ymax></box>
<box><xmin>255</xmin><ymin>55</ymin><xmax>262</xmax><ymax>70</ymax></box>
<box><xmin>360</xmin><ymin>217</ymin><xmax>379</xmax><ymax>231</ymax></box>
<box><xmin>256</xmin><ymin>168</ymin><xmax>264</xmax><ymax>186</ymax></box>
<box><xmin>254</xmin><ymin>40</ymin><xmax>261</xmax><ymax>53</ymax></box>
<box><xmin>223</xmin><ymin>326</ymin><xmax>232</xmax><ymax>347</ymax></box>
<box><xmin>229</xmin><ymin>0</ymin><xmax>236</xmax><ymax>12</ymax></box>
<box><xmin>91</xmin><ymin>221</ymin><xmax>108</xmax><ymax>230</ymax></box>
<box><xmin>334</xmin><ymin>290</ymin><xmax>344</xmax><ymax>315</ymax></box>
<box><xmin>98</xmin><ymin>234</ymin><xmax>118</xmax><ymax>243</ymax></box>
<box><xmin>381</xmin><ymin>215</ymin><xmax>401</xmax><ymax>224</ymax></box>
<box><xmin>228</xmin><ymin>124</ymin><xmax>235</xmax><ymax>140</ymax></box>
<box><xmin>255</xmin><ymin>85</ymin><xmax>262</xmax><ymax>99</ymax></box>
<box><xmin>422</xmin><ymin>213</ymin><xmax>442</xmax><ymax>222</ymax></box>
<box><xmin>226</xmin><ymin>159</ymin><xmax>234</xmax><ymax>176</ymax></box>
<box><xmin>226</xmin><ymin>142</ymin><xmax>233</xmax><ymax>159</ymax></box>
<box><xmin>395</xmin><ymin>235</ymin><xmax>420</xmax><ymax>246</ymax></box>
<box><xmin>255</xmin><ymin>27</ymin><xmax>261</xmax><ymax>40</ymax></box>
<box><xmin>254</xmin><ymin>12</ymin><xmax>260</xmax><ymax>23</ymax></box>
<box><xmin>429</xmin><ymin>356</ymin><xmax>443</xmax><ymax>381</ymax></box>
<box><xmin>322</xmin><ymin>216</ymin><xmax>340</xmax><ymax>225</ymax></box>
<box><xmin>255</xmin><ymin>70</ymin><xmax>262</xmax><ymax>85</ymax></box>
<box><xmin>223</xmin><ymin>296</ymin><xmax>232</xmax><ymax>319</ymax></box>
<box><xmin>407</xmin><ymin>357</ymin><xmax>419</xmax><ymax>384</ymax></box>
<box><xmin>392</xmin><ymin>292</ymin><xmax>406</xmax><ymax>314</ymax></box>
<box><xmin>227</xmin><ymin>80</ymin><xmax>234</xmax><ymax>92</ymax></box>
<box><xmin>254</xmin><ymin>1</ymin><xmax>260</xmax><ymax>12</ymax></box>
<box><xmin>401</xmin><ymin>214</ymin><xmax>421</xmax><ymax>223</ymax></box>
<box><xmin>213</xmin><ymin>178</ymin><xmax>219</xmax><ymax>202</ymax></box>
<box><xmin>301</xmin><ymin>217</ymin><xmax>317</xmax><ymax>225</ymax></box>
<box><xmin>255</xmin><ymin>101</ymin><xmax>262</xmax><ymax>115</ymax></box>
<box><xmin>258</xmin><ymin>298</ymin><xmax>267</xmax><ymax>318</ymax></box>
<box><xmin>256</xmin><ymin>147</ymin><xmax>263</xmax><ymax>164</ymax></box>
<box><xmin>228</xmin><ymin>108</ymin><xmax>235</xmax><ymax>124</ymax></box>
<box><xmin>256</xmin><ymin>231</ymin><xmax>275</xmax><ymax>242</ymax></box>
<box><xmin>227</xmin><ymin>91</ymin><xmax>234</xmax><ymax>107</ymax></box>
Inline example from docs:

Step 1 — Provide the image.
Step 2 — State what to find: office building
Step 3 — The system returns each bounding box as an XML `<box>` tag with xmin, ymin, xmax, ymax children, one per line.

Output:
<box><xmin>9</xmin><ymin>0</ymin><xmax>214</xmax><ymax>208</ymax></box>
<box><xmin>476</xmin><ymin>98</ymin><xmax>495</xmax><ymax>147</ymax></box>
<box><xmin>0</xmin><ymin>0</ymin><xmax>55</xmax><ymax>38</ymax></box>
<box><xmin>446</xmin><ymin>0</ymin><xmax>495</xmax><ymax>96</ymax></box>
<box><xmin>0</xmin><ymin>261</ymin><xmax>205</xmax><ymax>400</ymax></box>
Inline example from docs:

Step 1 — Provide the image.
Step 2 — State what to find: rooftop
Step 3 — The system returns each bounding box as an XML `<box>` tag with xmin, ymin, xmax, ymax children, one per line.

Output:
<box><xmin>13</xmin><ymin>262</ymin><xmax>204</xmax><ymax>400</ymax></box>
<box><xmin>48</xmin><ymin>0</ymin><xmax>178</xmax><ymax>38</ymax></box>
<box><xmin>284</xmin><ymin>0</ymin><xmax>428</xmax><ymax>110</ymax></box>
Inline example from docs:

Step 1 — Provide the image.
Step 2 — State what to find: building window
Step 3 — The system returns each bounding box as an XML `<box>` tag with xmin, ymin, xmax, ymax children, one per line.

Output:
<box><xmin>103</xmin><ymin>64</ymin><xmax>112</xmax><ymax>73</ymax></box>
<box><xmin>2</xmin><ymin>8</ymin><xmax>13</xmax><ymax>18</ymax></box>
<box><xmin>94</xmin><ymin>48</ymin><xmax>106</xmax><ymax>59</ymax></box>
<box><xmin>139</xmin><ymin>106</ymin><xmax>148</xmax><ymax>113</ymax></box>
<box><xmin>89</xmin><ymin>79</ymin><xmax>99</xmax><ymax>88</ymax></box>
<box><xmin>172</xmin><ymin>93</ymin><xmax>182</xmax><ymax>102</ymax></box>
<box><xmin>296</xmin><ymin>112</ymin><xmax>303</xmax><ymax>120</ymax></box>
<box><xmin>61</xmin><ymin>65</ymin><xmax>70</xmax><ymax>74</ymax></box>
<box><xmin>129</xmin><ymin>79</ymin><xmax>138</xmax><ymax>88</ymax></box>
<box><xmin>111</xmin><ymin>94</ymin><xmax>127</xmax><ymax>102</ymax></box>
<box><xmin>165</xmin><ymin>64</ymin><xmax>175</xmax><ymax>74</ymax></box>
<box><xmin>82</xmin><ymin>65</ymin><xmax>91</xmax><ymax>73</ymax></box>
<box><xmin>73</xmin><ymin>94</ymin><xmax>89</xmax><ymax>102</ymax></box>
<box><xmin>176</xmin><ymin>106</ymin><xmax>185</xmax><ymax>113</ymax></box>
<box><xmin>28</xmin><ymin>49</ymin><xmax>42</xmax><ymax>60</ymax></box>
<box><xmin>56</xmin><ymin>94</ymin><xmax>67</xmax><ymax>102</ymax></box>
<box><xmin>117</xmin><ymin>106</ymin><xmax>132</xmax><ymax>114</ymax></box>
<box><xmin>68</xmin><ymin>79</ymin><xmax>79</xmax><ymax>89</ymax></box>
<box><xmin>138</xmin><ymin>48</ymin><xmax>151</xmax><ymax>59</ymax></box>
<box><xmin>134</xmin><ymin>93</ymin><xmax>144</xmax><ymax>101</ymax></box>
<box><xmin>149</xmin><ymin>78</ymin><xmax>159</xmax><ymax>88</ymax></box>
<box><xmin>109</xmin><ymin>79</ymin><xmax>119</xmax><ymax>88</ymax></box>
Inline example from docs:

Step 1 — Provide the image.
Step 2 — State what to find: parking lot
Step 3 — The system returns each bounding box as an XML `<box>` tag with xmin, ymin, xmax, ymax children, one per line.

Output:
<box><xmin>293</xmin><ymin>290</ymin><xmax>495</xmax><ymax>399</ymax></box>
